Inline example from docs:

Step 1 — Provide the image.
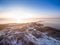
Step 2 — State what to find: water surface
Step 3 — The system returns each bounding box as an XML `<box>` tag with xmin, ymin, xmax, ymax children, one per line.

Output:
<box><xmin>39</xmin><ymin>19</ymin><xmax>60</xmax><ymax>29</ymax></box>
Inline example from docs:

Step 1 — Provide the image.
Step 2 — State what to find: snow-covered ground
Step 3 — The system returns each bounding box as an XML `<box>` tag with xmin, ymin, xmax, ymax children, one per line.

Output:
<box><xmin>0</xmin><ymin>23</ymin><xmax>60</xmax><ymax>45</ymax></box>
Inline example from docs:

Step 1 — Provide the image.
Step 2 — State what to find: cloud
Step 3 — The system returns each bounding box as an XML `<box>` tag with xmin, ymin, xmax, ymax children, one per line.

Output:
<box><xmin>0</xmin><ymin>18</ymin><xmax>16</xmax><ymax>21</ymax></box>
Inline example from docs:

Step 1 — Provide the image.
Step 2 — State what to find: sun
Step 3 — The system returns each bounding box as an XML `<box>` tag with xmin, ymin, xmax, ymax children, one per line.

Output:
<box><xmin>2</xmin><ymin>7</ymin><xmax>40</xmax><ymax>23</ymax></box>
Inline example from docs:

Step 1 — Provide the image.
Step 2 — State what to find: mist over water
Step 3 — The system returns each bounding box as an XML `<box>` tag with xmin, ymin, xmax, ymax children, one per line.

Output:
<box><xmin>38</xmin><ymin>19</ymin><xmax>60</xmax><ymax>30</ymax></box>
<box><xmin>0</xmin><ymin>18</ymin><xmax>60</xmax><ymax>29</ymax></box>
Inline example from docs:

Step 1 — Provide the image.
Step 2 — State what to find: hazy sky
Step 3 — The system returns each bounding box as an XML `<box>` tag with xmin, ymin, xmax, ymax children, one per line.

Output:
<box><xmin>0</xmin><ymin>0</ymin><xmax>60</xmax><ymax>18</ymax></box>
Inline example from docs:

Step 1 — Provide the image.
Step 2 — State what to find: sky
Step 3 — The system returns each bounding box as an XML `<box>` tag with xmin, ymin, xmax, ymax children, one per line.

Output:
<box><xmin>0</xmin><ymin>0</ymin><xmax>60</xmax><ymax>23</ymax></box>
<box><xmin>0</xmin><ymin>0</ymin><xmax>60</xmax><ymax>18</ymax></box>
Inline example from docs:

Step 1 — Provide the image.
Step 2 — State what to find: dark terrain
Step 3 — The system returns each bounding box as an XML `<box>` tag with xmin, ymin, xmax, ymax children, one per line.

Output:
<box><xmin>0</xmin><ymin>22</ymin><xmax>60</xmax><ymax>45</ymax></box>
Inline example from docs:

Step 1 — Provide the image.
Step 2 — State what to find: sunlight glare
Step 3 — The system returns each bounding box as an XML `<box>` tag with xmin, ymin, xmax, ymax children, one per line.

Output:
<box><xmin>2</xmin><ymin>7</ymin><xmax>39</xmax><ymax>23</ymax></box>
